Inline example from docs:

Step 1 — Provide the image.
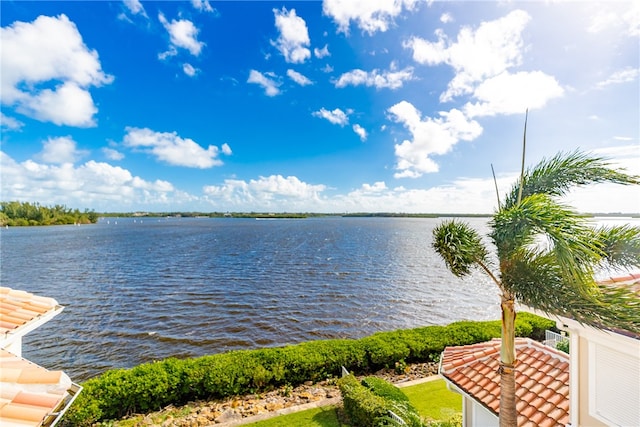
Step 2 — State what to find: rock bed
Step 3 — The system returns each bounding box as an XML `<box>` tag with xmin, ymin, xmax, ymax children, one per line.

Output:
<box><xmin>116</xmin><ymin>362</ymin><xmax>439</xmax><ymax>426</ymax></box>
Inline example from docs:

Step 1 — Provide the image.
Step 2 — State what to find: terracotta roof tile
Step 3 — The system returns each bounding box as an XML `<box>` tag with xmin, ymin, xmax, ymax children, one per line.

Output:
<box><xmin>0</xmin><ymin>288</ymin><xmax>81</xmax><ymax>427</ymax></box>
<box><xmin>0</xmin><ymin>287</ymin><xmax>61</xmax><ymax>342</ymax></box>
<box><xmin>440</xmin><ymin>338</ymin><xmax>569</xmax><ymax>426</ymax></box>
<box><xmin>0</xmin><ymin>349</ymin><xmax>72</xmax><ymax>427</ymax></box>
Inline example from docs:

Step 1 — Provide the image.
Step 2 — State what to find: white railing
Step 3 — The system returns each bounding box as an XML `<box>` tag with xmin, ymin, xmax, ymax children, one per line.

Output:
<box><xmin>388</xmin><ymin>410</ymin><xmax>407</xmax><ymax>425</ymax></box>
<box><xmin>544</xmin><ymin>330</ymin><xmax>567</xmax><ymax>349</ymax></box>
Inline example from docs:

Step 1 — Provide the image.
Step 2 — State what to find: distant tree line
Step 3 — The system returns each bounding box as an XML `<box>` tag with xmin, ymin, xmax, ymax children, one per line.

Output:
<box><xmin>0</xmin><ymin>201</ymin><xmax>98</xmax><ymax>226</ymax></box>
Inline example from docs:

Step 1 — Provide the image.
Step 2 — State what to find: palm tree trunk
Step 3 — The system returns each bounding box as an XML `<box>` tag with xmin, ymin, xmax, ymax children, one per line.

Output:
<box><xmin>499</xmin><ymin>292</ymin><xmax>517</xmax><ymax>427</ymax></box>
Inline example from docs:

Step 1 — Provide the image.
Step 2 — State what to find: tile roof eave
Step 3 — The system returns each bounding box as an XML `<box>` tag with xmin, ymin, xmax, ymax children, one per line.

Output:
<box><xmin>439</xmin><ymin>370</ymin><xmax>500</xmax><ymax>420</ymax></box>
<box><xmin>1</xmin><ymin>304</ymin><xmax>64</xmax><ymax>348</ymax></box>
<box><xmin>45</xmin><ymin>382</ymin><xmax>83</xmax><ymax>427</ymax></box>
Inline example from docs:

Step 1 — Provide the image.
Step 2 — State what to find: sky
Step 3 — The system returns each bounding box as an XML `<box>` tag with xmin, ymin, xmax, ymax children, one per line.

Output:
<box><xmin>1</xmin><ymin>1</ymin><xmax>639</xmax><ymax>214</ymax></box>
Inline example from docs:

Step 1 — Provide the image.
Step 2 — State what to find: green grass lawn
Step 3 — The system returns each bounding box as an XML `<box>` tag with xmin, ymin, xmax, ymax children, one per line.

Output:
<box><xmin>246</xmin><ymin>379</ymin><xmax>461</xmax><ymax>427</ymax></box>
<box><xmin>402</xmin><ymin>379</ymin><xmax>462</xmax><ymax>422</ymax></box>
<box><xmin>244</xmin><ymin>405</ymin><xmax>345</xmax><ymax>427</ymax></box>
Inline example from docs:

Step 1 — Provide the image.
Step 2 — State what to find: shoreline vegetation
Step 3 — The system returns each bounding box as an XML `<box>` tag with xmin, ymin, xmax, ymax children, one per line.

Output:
<box><xmin>2</xmin><ymin>201</ymin><xmax>638</xmax><ymax>226</ymax></box>
<box><xmin>62</xmin><ymin>313</ymin><xmax>555</xmax><ymax>426</ymax></box>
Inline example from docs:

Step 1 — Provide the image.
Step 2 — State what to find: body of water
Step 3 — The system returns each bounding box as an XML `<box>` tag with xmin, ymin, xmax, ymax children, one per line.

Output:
<box><xmin>2</xmin><ymin>216</ymin><xmax>503</xmax><ymax>381</ymax></box>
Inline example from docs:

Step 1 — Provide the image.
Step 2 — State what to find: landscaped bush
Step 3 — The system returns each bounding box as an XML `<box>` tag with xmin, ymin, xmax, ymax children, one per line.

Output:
<box><xmin>62</xmin><ymin>312</ymin><xmax>554</xmax><ymax>426</ymax></box>
<box><xmin>339</xmin><ymin>375</ymin><xmax>423</xmax><ymax>427</ymax></box>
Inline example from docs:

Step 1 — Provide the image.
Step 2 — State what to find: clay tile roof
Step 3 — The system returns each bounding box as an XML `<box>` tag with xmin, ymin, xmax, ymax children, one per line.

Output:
<box><xmin>0</xmin><ymin>287</ymin><xmax>61</xmax><ymax>342</ymax></box>
<box><xmin>0</xmin><ymin>349</ymin><xmax>73</xmax><ymax>427</ymax></box>
<box><xmin>439</xmin><ymin>338</ymin><xmax>569</xmax><ymax>426</ymax></box>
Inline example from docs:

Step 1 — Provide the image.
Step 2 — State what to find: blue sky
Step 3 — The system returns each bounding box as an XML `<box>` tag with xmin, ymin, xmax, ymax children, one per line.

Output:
<box><xmin>1</xmin><ymin>1</ymin><xmax>638</xmax><ymax>213</ymax></box>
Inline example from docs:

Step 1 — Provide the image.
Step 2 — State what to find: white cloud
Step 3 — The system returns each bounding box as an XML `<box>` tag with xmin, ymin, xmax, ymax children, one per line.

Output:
<box><xmin>221</xmin><ymin>143</ymin><xmax>232</xmax><ymax>156</ymax></box>
<box><xmin>334</xmin><ymin>66</ymin><xmax>414</xmax><ymax>89</ymax></box>
<box><xmin>388</xmin><ymin>101</ymin><xmax>482</xmax><ymax>178</ymax></box>
<box><xmin>191</xmin><ymin>0</ymin><xmax>214</xmax><ymax>13</ymax></box>
<box><xmin>0</xmin><ymin>112</ymin><xmax>24</xmax><ymax>131</ymax></box>
<box><xmin>361</xmin><ymin>181</ymin><xmax>387</xmax><ymax>193</ymax></box>
<box><xmin>123</xmin><ymin>127</ymin><xmax>229</xmax><ymax>168</ymax></box>
<box><xmin>312</xmin><ymin>107</ymin><xmax>350</xmax><ymax>126</ymax></box>
<box><xmin>203</xmin><ymin>175</ymin><xmax>327</xmax><ymax>209</ymax></box>
<box><xmin>321</xmin><ymin>64</ymin><xmax>334</xmax><ymax>73</ymax></box>
<box><xmin>597</xmin><ymin>67</ymin><xmax>640</xmax><ymax>88</ymax></box>
<box><xmin>0</xmin><ymin>151</ymin><xmax>180</xmax><ymax>210</ymax></box>
<box><xmin>183</xmin><ymin>63</ymin><xmax>198</xmax><ymax>77</ymax></box>
<box><xmin>123</xmin><ymin>0</ymin><xmax>147</xmax><ymax>17</ymax></box>
<box><xmin>440</xmin><ymin>13</ymin><xmax>453</xmax><ymax>24</ymax></box>
<box><xmin>353</xmin><ymin>124</ymin><xmax>368</xmax><ymax>141</ymax></box>
<box><xmin>587</xmin><ymin>2</ymin><xmax>639</xmax><ymax>37</ymax></box>
<box><xmin>102</xmin><ymin>147</ymin><xmax>125</xmax><ymax>161</ymax></box>
<box><xmin>0</xmin><ymin>14</ymin><xmax>113</xmax><ymax>127</ymax></box>
<box><xmin>322</xmin><ymin>0</ymin><xmax>419</xmax><ymax>35</ymax></box>
<box><xmin>247</xmin><ymin>70</ymin><xmax>281</xmax><ymax>96</ymax></box>
<box><xmin>272</xmin><ymin>8</ymin><xmax>311</xmax><ymax>64</ymax></box>
<box><xmin>405</xmin><ymin>10</ymin><xmax>531</xmax><ymax>101</ymax></box>
<box><xmin>287</xmin><ymin>69</ymin><xmax>313</xmax><ymax>86</ymax></box>
<box><xmin>314</xmin><ymin>44</ymin><xmax>331</xmax><ymax>58</ymax></box>
<box><xmin>463</xmin><ymin>71</ymin><xmax>564</xmax><ymax>117</ymax></box>
<box><xmin>158</xmin><ymin>13</ymin><xmax>204</xmax><ymax>57</ymax></box>
<box><xmin>37</xmin><ymin>136</ymin><xmax>88</xmax><ymax>164</ymax></box>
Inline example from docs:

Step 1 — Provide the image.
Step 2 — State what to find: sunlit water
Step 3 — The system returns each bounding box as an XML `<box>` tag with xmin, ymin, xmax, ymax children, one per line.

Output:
<box><xmin>2</xmin><ymin>216</ymin><xmax>510</xmax><ymax>381</ymax></box>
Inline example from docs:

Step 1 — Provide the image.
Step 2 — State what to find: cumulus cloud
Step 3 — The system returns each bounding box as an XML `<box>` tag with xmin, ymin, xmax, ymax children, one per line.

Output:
<box><xmin>287</xmin><ymin>69</ymin><xmax>313</xmax><ymax>86</ymax></box>
<box><xmin>388</xmin><ymin>101</ymin><xmax>482</xmax><ymax>178</ymax></box>
<box><xmin>0</xmin><ymin>151</ymin><xmax>180</xmax><ymax>210</ymax></box>
<box><xmin>272</xmin><ymin>7</ymin><xmax>311</xmax><ymax>63</ymax></box>
<box><xmin>312</xmin><ymin>107</ymin><xmax>350</xmax><ymax>126</ymax></box>
<box><xmin>123</xmin><ymin>127</ymin><xmax>229</xmax><ymax>168</ymax></box>
<box><xmin>314</xmin><ymin>44</ymin><xmax>331</xmax><ymax>58</ymax></box>
<box><xmin>102</xmin><ymin>147</ymin><xmax>125</xmax><ymax>161</ymax></box>
<box><xmin>0</xmin><ymin>14</ymin><xmax>113</xmax><ymax>127</ymax></box>
<box><xmin>37</xmin><ymin>136</ymin><xmax>88</xmax><ymax>164</ymax></box>
<box><xmin>323</xmin><ymin>0</ymin><xmax>419</xmax><ymax>35</ymax></box>
<box><xmin>0</xmin><ymin>112</ymin><xmax>24</xmax><ymax>131</ymax></box>
<box><xmin>191</xmin><ymin>0</ymin><xmax>214</xmax><ymax>13</ymax></box>
<box><xmin>463</xmin><ymin>71</ymin><xmax>564</xmax><ymax>117</ymax></box>
<box><xmin>158</xmin><ymin>13</ymin><xmax>204</xmax><ymax>57</ymax></box>
<box><xmin>334</xmin><ymin>65</ymin><xmax>414</xmax><ymax>89</ymax></box>
<box><xmin>353</xmin><ymin>124</ymin><xmax>368</xmax><ymax>141</ymax></box>
<box><xmin>203</xmin><ymin>175</ymin><xmax>326</xmax><ymax>209</ymax></box>
<box><xmin>405</xmin><ymin>10</ymin><xmax>531</xmax><ymax>101</ymax></box>
<box><xmin>247</xmin><ymin>70</ymin><xmax>281</xmax><ymax>96</ymax></box>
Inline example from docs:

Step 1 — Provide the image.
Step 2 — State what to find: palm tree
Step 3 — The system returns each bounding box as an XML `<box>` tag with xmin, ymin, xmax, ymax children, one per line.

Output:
<box><xmin>432</xmin><ymin>149</ymin><xmax>640</xmax><ymax>426</ymax></box>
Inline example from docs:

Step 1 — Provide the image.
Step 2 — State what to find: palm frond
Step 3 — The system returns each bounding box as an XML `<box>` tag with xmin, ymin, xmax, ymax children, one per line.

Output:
<box><xmin>432</xmin><ymin>220</ymin><xmax>491</xmax><ymax>278</ymax></box>
<box><xmin>492</xmin><ymin>193</ymin><xmax>604</xmax><ymax>296</ymax></box>
<box><xmin>592</xmin><ymin>225</ymin><xmax>640</xmax><ymax>270</ymax></box>
<box><xmin>504</xmin><ymin>150</ymin><xmax>639</xmax><ymax>209</ymax></box>
<box><xmin>503</xmin><ymin>251</ymin><xmax>640</xmax><ymax>333</ymax></box>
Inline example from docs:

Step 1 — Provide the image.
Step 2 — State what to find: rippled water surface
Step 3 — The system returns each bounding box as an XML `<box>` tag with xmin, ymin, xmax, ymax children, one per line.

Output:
<box><xmin>1</xmin><ymin>216</ymin><xmax>501</xmax><ymax>381</ymax></box>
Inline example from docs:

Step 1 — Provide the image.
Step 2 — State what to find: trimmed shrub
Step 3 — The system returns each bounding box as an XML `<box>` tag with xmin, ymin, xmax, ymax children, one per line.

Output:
<box><xmin>339</xmin><ymin>375</ymin><xmax>423</xmax><ymax>427</ymax></box>
<box><xmin>338</xmin><ymin>375</ymin><xmax>398</xmax><ymax>426</ymax></box>
<box><xmin>362</xmin><ymin>376</ymin><xmax>410</xmax><ymax>403</ymax></box>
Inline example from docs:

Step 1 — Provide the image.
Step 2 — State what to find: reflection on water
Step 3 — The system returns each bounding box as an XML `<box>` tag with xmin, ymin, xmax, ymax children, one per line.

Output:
<box><xmin>2</xmin><ymin>217</ymin><xmax>501</xmax><ymax>381</ymax></box>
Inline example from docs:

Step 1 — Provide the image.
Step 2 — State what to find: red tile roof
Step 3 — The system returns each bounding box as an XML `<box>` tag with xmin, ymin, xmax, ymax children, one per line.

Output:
<box><xmin>0</xmin><ymin>288</ymin><xmax>80</xmax><ymax>427</ymax></box>
<box><xmin>0</xmin><ymin>349</ymin><xmax>74</xmax><ymax>427</ymax></box>
<box><xmin>440</xmin><ymin>338</ymin><xmax>569</xmax><ymax>427</ymax></box>
<box><xmin>0</xmin><ymin>287</ymin><xmax>61</xmax><ymax>341</ymax></box>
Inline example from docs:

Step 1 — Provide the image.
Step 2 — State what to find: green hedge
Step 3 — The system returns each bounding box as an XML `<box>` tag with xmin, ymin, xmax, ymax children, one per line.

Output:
<box><xmin>63</xmin><ymin>312</ymin><xmax>554</xmax><ymax>425</ymax></box>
